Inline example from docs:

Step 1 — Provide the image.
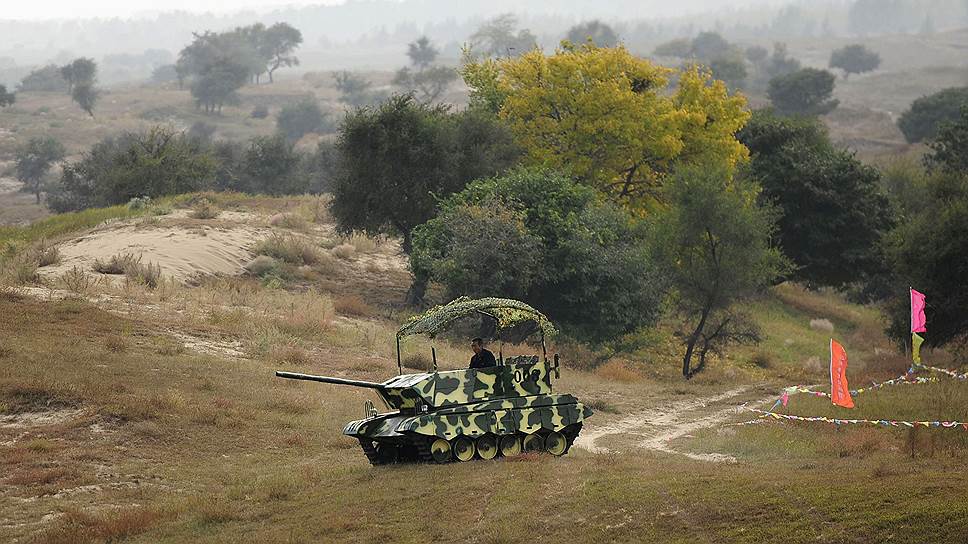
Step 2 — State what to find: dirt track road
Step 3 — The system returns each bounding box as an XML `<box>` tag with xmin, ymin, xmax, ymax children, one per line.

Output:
<box><xmin>575</xmin><ymin>385</ymin><xmax>777</xmax><ymax>462</ymax></box>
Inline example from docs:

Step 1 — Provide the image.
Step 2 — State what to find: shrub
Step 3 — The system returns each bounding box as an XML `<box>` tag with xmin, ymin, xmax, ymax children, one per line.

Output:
<box><xmin>190</xmin><ymin>199</ymin><xmax>219</xmax><ymax>219</ymax></box>
<box><xmin>31</xmin><ymin>243</ymin><xmax>60</xmax><ymax>267</ymax></box>
<box><xmin>331</xmin><ymin>243</ymin><xmax>355</xmax><ymax>261</ymax></box>
<box><xmin>412</xmin><ymin>168</ymin><xmax>666</xmax><ymax>342</ymax></box>
<box><xmin>125</xmin><ymin>258</ymin><xmax>161</xmax><ymax>289</ymax></box>
<box><xmin>245</xmin><ymin>256</ymin><xmax>280</xmax><ymax>278</ymax></box>
<box><xmin>93</xmin><ymin>253</ymin><xmax>139</xmax><ymax>275</ymax></box>
<box><xmin>58</xmin><ymin>266</ymin><xmax>101</xmax><ymax>295</ymax></box>
<box><xmin>269</xmin><ymin>213</ymin><xmax>308</xmax><ymax>231</ymax></box>
<box><xmin>48</xmin><ymin>127</ymin><xmax>217</xmax><ymax>213</ymax></box>
<box><xmin>6</xmin><ymin>255</ymin><xmax>40</xmax><ymax>285</ymax></box>
<box><xmin>898</xmin><ymin>87</ymin><xmax>968</xmax><ymax>143</ymax></box>
<box><xmin>253</xmin><ymin>234</ymin><xmax>319</xmax><ymax>265</ymax></box>
<box><xmin>277</xmin><ymin>100</ymin><xmax>328</xmax><ymax>141</ymax></box>
<box><xmin>127</xmin><ymin>196</ymin><xmax>152</xmax><ymax>210</ymax></box>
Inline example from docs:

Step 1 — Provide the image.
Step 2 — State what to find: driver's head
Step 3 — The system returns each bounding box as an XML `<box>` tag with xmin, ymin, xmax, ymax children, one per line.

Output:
<box><xmin>471</xmin><ymin>337</ymin><xmax>484</xmax><ymax>354</ymax></box>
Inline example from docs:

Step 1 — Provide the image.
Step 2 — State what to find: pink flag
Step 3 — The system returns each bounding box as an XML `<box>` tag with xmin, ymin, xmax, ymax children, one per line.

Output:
<box><xmin>911</xmin><ymin>289</ymin><xmax>926</xmax><ymax>333</ymax></box>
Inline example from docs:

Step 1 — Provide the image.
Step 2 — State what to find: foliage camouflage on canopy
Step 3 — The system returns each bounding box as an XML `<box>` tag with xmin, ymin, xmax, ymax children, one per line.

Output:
<box><xmin>397</xmin><ymin>297</ymin><xmax>556</xmax><ymax>340</ymax></box>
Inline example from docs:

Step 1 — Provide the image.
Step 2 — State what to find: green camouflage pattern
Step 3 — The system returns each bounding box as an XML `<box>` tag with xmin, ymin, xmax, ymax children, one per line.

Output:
<box><xmin>342</xmin><ymin>358</ymin><xmax>592</xmax><ymax>442</ymax></box>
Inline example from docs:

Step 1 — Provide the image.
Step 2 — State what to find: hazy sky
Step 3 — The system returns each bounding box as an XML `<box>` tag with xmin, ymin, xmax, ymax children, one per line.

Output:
<box><xmin>4</xmin><ymin>0</ymin><xmax>344</xmax><ymax>20</ymax></box>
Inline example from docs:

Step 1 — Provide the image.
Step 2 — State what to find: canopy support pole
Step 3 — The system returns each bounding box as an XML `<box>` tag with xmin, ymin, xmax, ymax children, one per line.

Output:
<box><xmin>396</xmin><ymin>336</ymin><xmax>402</xmax><ymax>375</ymax></box>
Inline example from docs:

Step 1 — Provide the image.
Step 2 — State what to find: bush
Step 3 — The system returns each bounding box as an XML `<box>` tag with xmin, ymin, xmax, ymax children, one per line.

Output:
<box><xmin>93</xmin><ymin>253</ymin><xmax>139</xmax><ymax>275</ymax></box>
<box><xmin>244</xmin><ymin>256</ymin><xmax>280</xmax><ymax>278</ymax></box>
<box><xmin>412</xmin><ymin>168</ymin><xmax>666</xmax><ymax>342</ymax></box>
<box><xmin>58</xmin><ymin>266</ymin><xmax>101</xmax><ymax>295</ymax></box>
<box><xmin>48</xmin><ymin>127</ymin><xmax>216</xmax><ymax>213</ymax></box>
<box><xmin>768</xmin><ymin>68</ymin><xmax>839</xmax><ymax>116</ymax></box>
<box><xmin>190</xmin><ymin>199</ymin><xmax>219</xmax><ymax>219</ymax></box>
<box><xmin>331</xmin><ymin>243</ymin><xmax>355</xmax><ymax>261</ymax></box>
<box><xmin>253</xmin><ymin>234</ymin><xmax>319</xmax><ymax>265</ymax></box>
<box><xmin>276</xmin><ymin>100</ymin><xmax>328</xmax><ymax>141</ymax></box>
<box><xmin>898</xmin><ymin>87</ymin><xmax>968</xmax><ymax>143</ymax></box>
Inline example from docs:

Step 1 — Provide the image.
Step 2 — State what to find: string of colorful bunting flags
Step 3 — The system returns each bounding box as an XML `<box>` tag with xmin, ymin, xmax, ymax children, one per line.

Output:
<box><xmin>731</xmin><ymin>288</ymin><xmax>968</xmax><ymax>431</ymax></box>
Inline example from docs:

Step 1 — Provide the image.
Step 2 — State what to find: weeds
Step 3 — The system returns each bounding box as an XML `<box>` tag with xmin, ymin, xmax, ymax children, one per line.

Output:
<box><xmin>254</xmin><ymin>233</ymin><xmax>319</xmax><ymax>266</ymax></box>
<box><xmin>269</xmin><ymin>212</ymin><xmax>309</xmax><ymax>231</ymax></box>
<box><xmin>190</xmin><ymin>199</ymin><xmax>219</xmax><ymax>219</ymax></box>
<box><xmin>93</xmin><ymin>253</ymin><xmax>139</xmax><ymax>275</ymax></box>
<box><xmin>92</xmin><ymin>253</ymin><xmax>161</xmax><ymax>288</ymax></box>
<box><xmin>333</xmin><ymin>294</ymin><xmax>374</xmax><ymax>317</ymax></box>
<box><xmin>59</xmin><ymin>266</ymin><xmax>102</xmax><ymax>295</ymax></box>
<box><xmin>331</xmin><ymin>243</ymin><xmax>356</xmax><ymax>261</ymax></box>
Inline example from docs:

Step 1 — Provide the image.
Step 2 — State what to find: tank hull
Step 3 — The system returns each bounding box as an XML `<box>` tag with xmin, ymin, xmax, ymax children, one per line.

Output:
<box><xmin>344</xmin><ymin>394</ymin><xmax>592</xmax><ymax>464</ymax></box>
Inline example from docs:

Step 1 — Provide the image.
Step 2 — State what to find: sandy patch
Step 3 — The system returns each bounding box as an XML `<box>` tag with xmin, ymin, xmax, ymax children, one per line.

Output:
<box><xmin>574</xmin><ymin>386</ymin><xmax>776</xmax><ymax>463</ymax></box>
<box><xmin>0</xmin><ymin>407</ymin><xmax>85</xmax><ymax>429</ymax></box>
<box><xmin>41</xmin><ymin>216</ymin><xmax>271</xmax><ymax>284</ymax></box>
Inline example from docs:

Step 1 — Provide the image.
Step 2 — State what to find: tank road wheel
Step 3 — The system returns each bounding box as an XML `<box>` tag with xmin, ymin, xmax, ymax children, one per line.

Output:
<box><xmin>430</xmin><ymin>438</ymin><xmax>452</xmax><ymax>463</ymax></box>
<box><xmin>545</xmin><ymin>431</ymin><xmax>567</xmax><ymax>456</ymax></box>
<box><xmin>499</xmin><ymin>435</ymin><xmax>521</xmax><ymax>457</ymax></box>
<box><xmin>453</xmin><ymin>436</ymin><xmax>476</xmax><ymax>462</ymax></box>
<box><xmin>522</xmin><ymin>433</ymin><xmax>544</xmax><ymax>453</ymax></box>
<box><xmin>476</xmin><ymin>435</ymin><xmax>498</xmax><ymax>460</ymax></box>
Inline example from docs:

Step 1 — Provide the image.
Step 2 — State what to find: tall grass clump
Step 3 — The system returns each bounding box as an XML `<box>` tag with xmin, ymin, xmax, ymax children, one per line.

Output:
<box><xmin>253</xmin><ymin>234</ymin><xmax>320</xmax><ymax>266</ymax></box>
<box><xmin>92</xmin><ymin>253</ymin><xmax>161</xmax><ymax>288</ymax></box>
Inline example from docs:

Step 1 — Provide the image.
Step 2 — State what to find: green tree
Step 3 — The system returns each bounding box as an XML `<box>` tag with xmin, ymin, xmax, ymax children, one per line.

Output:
<box><xmin>412</xmin><ymin>168</ymin><xmax>666</xmax><ymax>342</ymax></box>
<box><xmin>829</xmin><ymin>44</ymin><xmax>881</xmax><ymax>80</ymax></box>
<box><xmin>651</xmin><ymin>165</ymin><xmax>789</xmax><ymax>379</ymax></box>
<box><xmin>690</xmin><ymin>31</ymin><xmax>730</xmax><ymax>61</ymax></box>
<box><xmin>407</xmin><ymin>36</ymin><xmax>439</xmax><ymax>69</ymax></box>
<box><xmin>393</xmin><ymin>65</ymin><xmax>457</xmax><ymax>103</ymax></box>
<box><xmin>886</xmin><ymin>172</ymin><xmax>968</xmax><ymax>348</ymax></box>
<box><xmin>71</xmin><ymin>82</ymin><xmax>99</xmax><ymax>118</ymax></box>
<box><xmin>334</xmin><ymin>71</ymin><xmax>379</xmax><ymax>107</ymax></box>
<box><xmin>60</xmin><ymin>57</ymin><xmax>96</xmax><ymax>93</ymax></box>
<box><xmin>261</xmin><ymin>22</ymin><xmax>302</xmax><ymax>83</ymax></box>
<box><xmin>47</xmin><ymin>127</ymin><xmax>216</xmax><ymax>213</ymax></box>
<box><xmin>0</xmin><ymin>84</ymin><xmax>14</xmax><ymax>107</ymax></box>
<box><xmin>926</xmin><ymin>105</ymin><xmax>968</xmax><ymax>173</ymax></box>
<box><xmin>768</xmin><ymin>68</ymin><xmax>838</xmax><ymax>116</ymax></box>
<box><xmin>15</xmin><ymin>137</ymin><xmax>66</xmax><ymax>203</ymax></box>
<box><xmin>331</xmin><ymin>95</ymin><xmax>519</xmax><ymax>300</ymax></box>
<box><xmin>898</xmin><ymin>87</ymin><xmax>968</xmax><ymax>143</ymax></box>
<box><xmin>18</xmin><ymin>65</ymin><xmax>66</xmax><ymax>92</ymax></box>
<box><xmin>190</xmin><ymin>57</ymin><xmax>249</xmax><ymax>114</ymax></box>
<box><xmin>765</xmin><ymin>43</ymin><xmax>801</xmax><ymax>79</ymax></box>
<box><xmin>276</xmin><ymin>99</ymin><xmax>328</xmax><ymax>141</ymax></box>
<box><xmin>709</xmin><ymin>56</ymin><xmax>748</xmax><ymax>90</ymax></box>
<box><xmin>238</xmin><ymin>135</ymin><xmax>308</xmax><ymax>195</ymax></box>
<box><xmin>565</xmin><ymin>20</ymin><xmax>619</xmax><ymax>47</ymax></box>
<box><xmin>468</xmin><ymin>13</ymin><xmax>537</xmax><ymax>58</ymax></box>
<box><xmin>653</xmin><ymin>38</ymin><xmax>692</xmax><ymax>58</ymax></box>
<box><xmin>738</xmin><ymin>110</ymin><xmax>894</xmax><ymax>287</ymax></box>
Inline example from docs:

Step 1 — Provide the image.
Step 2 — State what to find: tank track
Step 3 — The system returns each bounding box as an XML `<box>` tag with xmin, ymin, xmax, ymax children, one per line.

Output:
<box><xmin>359</xmin><ymin>423</ymin><xmax>584</xmax><ymax>466</ymax></box>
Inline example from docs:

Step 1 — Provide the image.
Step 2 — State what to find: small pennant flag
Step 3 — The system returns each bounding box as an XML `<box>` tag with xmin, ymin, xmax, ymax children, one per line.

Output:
<box><xmin>912</xmin><ymin>333</ymin><xmax>924</xmax><ymax>364</ymax></box>
<box><xmin>911</xmin><ymin>288</ymin><xmax>927</xmax><ymax>333</ymax></box>
<box><xmin>830</xmin><ymin>339</ymin><xmax>854</xmax><ymax>409</ymax></box>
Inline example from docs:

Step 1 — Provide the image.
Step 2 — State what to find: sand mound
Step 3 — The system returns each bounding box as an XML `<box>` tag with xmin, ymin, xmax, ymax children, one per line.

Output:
<box><xmin>42</xmin><ymin>214</ymin><xmax>271</xmax><ymax>283</ymax></box>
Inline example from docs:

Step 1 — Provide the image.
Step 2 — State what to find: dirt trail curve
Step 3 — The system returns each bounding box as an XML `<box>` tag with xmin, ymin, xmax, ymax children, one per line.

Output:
<box><xmin>575</xmin><ymin>385</ymin><xmax>776</xmax><ymax>463</ymax></box>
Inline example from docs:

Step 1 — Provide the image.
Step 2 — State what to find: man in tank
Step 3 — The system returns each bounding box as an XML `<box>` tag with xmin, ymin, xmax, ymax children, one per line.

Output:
<box><xmin>469</xmin><ymin>337</ymin><xmax>497</xmax><ymax>369</ymax></box>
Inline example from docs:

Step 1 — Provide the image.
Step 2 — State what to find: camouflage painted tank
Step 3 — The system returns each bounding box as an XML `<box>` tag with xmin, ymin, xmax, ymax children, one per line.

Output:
<box><xmin>276</xmin><ymin>297</ymin><xmax>593</xmax><ymax>464</ymax></box>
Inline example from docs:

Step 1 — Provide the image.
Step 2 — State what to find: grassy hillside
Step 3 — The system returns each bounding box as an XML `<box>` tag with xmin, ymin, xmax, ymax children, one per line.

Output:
<box><xmin>1</xmin><ymin>195</ymin><xmax>966</xmax><ymax>543</ymax></box>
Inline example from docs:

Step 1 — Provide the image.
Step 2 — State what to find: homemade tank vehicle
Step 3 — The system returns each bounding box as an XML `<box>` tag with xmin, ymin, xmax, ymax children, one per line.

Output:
<box><xmin>276</xmin><ymin>297</ymin><xmax>593</xmax><ymax>464</ymax></box>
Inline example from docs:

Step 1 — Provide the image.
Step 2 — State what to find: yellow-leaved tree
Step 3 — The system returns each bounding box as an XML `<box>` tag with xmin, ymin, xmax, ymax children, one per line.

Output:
<box><xmin>461</xmin><ymin>43</ymin><xmax>751</xmax><ymax>208</ymax></box>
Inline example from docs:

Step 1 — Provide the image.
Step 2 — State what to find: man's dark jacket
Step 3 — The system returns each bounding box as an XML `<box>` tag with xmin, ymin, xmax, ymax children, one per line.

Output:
<box><xmin>469</xmin><ymin>348</ymin><xmax>497</xmax><ymax>369</ymax></box>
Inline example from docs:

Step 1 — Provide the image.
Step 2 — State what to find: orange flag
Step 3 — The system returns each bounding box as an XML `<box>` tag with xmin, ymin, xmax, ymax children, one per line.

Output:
<box><xmin>830</xmin><ymin>339</ymin><xmax>854</xmax><ymax>409</ymax></box>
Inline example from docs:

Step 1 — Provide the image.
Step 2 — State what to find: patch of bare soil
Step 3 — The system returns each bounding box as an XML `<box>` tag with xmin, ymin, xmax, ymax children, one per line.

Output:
<box><xmin>40</xmin><ymin>212</ymin><xmax>271</xmax><ymax>284</ymax></box>
<box><xmin>575</xmin><ymin>386</ymin><xmax>776</xmax><ymax>462</ymax></box>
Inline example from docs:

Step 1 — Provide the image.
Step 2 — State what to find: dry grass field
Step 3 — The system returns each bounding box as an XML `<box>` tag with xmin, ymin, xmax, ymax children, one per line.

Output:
<box><xmin>1</xmin><ymin>194</ymin><xmax>966</xmax><ymax>543</ymax></box>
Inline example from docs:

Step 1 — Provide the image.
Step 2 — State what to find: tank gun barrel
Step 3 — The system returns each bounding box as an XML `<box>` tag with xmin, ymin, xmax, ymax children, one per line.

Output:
<box><xmin>275</xmin><ymin>371</ymin><xmax>385</xmax><ymax>390</ymax></box>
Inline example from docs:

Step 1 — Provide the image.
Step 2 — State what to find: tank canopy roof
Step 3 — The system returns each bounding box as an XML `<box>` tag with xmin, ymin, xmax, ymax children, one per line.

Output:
<box><xmin>397</xmin><ymin>297</ymin><xmax>557</xmax><ymax>340</ymax></box>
